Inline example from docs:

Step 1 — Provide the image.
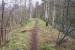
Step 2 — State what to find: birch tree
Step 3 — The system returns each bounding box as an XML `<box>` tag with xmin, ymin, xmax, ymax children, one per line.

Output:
<box><xmin>44</xmin><ymin>0</ymin><xmax>49</xmax><ymax>26</ymax></box>
<box><xmin>52</xmin><ymin>0</ymin><xmax>56</xmax><ymax>26</ymax></box>
<box><xmin>29</xmin><ymin>0</ymin><xmax>32</xmax><ymax>18</ymax></box>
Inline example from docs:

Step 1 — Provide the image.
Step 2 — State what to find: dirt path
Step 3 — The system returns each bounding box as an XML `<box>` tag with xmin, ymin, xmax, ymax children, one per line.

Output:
<box><xmin>30</xmin><ymin>26</ymin><xmax>39</xmax><ymax>50</ymax></box>
<box><xmin>21</xmin><ymin>19</ymin><xmax>39</xmax><ymax>50</ymax></box>
<box><xmin>30</xmin><ymin>19</ymin><xmax>39</xmax><ymax>50</ymax></box>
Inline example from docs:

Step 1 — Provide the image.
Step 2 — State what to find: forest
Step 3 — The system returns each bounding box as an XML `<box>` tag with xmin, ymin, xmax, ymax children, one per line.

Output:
<box><xmin>0</xmin><ymin>0</ymin><xmax>75</xmax><ymax>50</ymax></box>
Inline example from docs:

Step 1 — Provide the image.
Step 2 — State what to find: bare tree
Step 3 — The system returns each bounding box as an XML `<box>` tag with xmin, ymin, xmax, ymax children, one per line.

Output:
<box><xmin>0</xmin><ymin>0</ymin><xmax>5</xmax><ymax>45</ymax></box>
<box><xmin>56</xmin><ymin>0</ymin><xmax>75</xmax><ymax>46</ymax></box>
<box><xmin>29</xmin><ymin>0</ymin><xmax>32</xmax><ymax>18</ymax></box>
<box><xmin>52</xmin><ymin>0</ymin><xmax>56</xmax><ymax>27</ymax></box>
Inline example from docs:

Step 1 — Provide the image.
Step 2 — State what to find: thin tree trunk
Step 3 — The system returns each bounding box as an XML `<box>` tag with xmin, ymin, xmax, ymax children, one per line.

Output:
<box><xmin>1</xmin><ymin>0</ymin><xmax>5</xmax><ymax>45</ymax></box>
<box><xmin>52</xmin><ymin>0</ymin><xmax>56</xmax><ymax>26</ymax></box>
<box><xmin>29</xmin><ymin>0</ymin><xmax>32</xmax><ymax>18</ymax></box>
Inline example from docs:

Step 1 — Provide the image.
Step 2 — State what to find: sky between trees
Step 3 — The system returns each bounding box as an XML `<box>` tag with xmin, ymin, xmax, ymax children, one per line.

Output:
<box><xmin>0</xmin><ymin>0</ymin><xmax>42</xmax><ymax>7</ymax></box>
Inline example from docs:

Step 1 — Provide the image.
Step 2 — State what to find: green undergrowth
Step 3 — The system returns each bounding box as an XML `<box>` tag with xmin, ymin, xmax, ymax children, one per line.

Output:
<box><xmin>39</xmin><ymin>43</ymin><xmax>56</xmax><ymax>50</ymax></box>
<box><xmin>0</xmin><ymin>18</ymin><xmax>57</xmax><ymax>50</ymax></box>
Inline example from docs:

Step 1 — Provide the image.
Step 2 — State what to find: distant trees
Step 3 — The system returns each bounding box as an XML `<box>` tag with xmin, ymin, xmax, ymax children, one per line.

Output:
<box><xmin>41</xmin><ymin>0</ymin><xmax>56</xmax><ymax>26</ymax></box>
<box><xmin>38</xmin><ymin>0</ymin><xmax>75</xmax><ymax>46</ymax></box>
<box><xmin>9</xmin><ymin>0</ymin><xmax>28</xmax><ymax>26</ymax></box>
<box><xmin>0</xmin><ymin>0</ymin><xmax>30</xmax><ymax>46</ymax></box>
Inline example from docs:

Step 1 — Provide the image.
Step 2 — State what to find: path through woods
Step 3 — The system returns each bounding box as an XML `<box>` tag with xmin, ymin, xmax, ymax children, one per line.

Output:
<box><xmin>21</xmin><ymin>18</ymin><xmax>57</xmax><ymax>50</ymax></box>
<box><xmin>30</xmin><ymin>19</ymin><xmax>39</xmax><ymax>50</ymax></box>
<box><xmin>21</xmin><ymin>18</ymin><xmax>40</xmax><ymax>50</ymax></box>
<box><xmin>0</xmin><ymin>18</ymin><xmax>74</xmax><ymax>50</ymax></box>
<box><xmin>1</xmin><ymin>18</ymin><xmax>60</xmax><ymax>50</ymax></box>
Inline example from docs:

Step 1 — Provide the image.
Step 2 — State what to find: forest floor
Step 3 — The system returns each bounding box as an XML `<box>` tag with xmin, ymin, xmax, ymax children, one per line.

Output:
<box><xmin>1</xmin><ymin>18</ymin><xmax>75</xmax><ymax>50</ymax></box>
